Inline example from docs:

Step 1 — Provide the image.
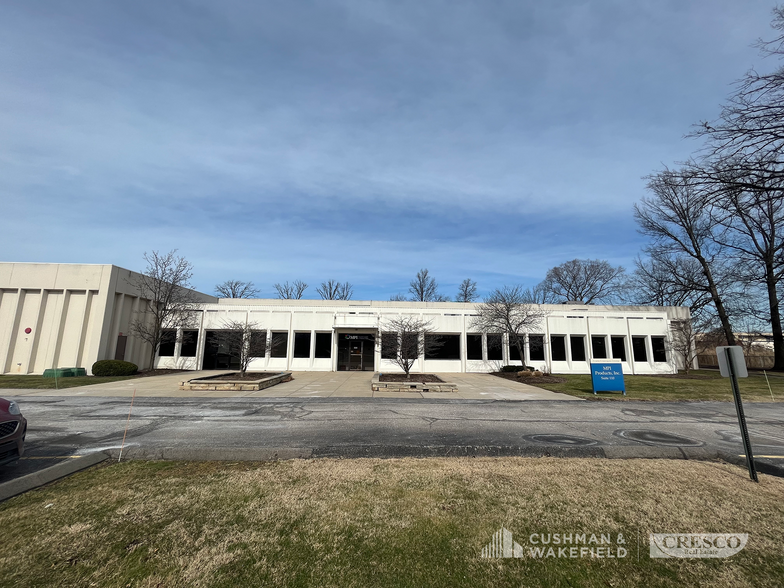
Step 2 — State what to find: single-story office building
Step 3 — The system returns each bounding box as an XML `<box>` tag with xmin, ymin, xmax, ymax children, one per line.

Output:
<box><xmin>0</xmin><ymin>263</ymin><xmax>693</xmax><ymax>376</ymax></box>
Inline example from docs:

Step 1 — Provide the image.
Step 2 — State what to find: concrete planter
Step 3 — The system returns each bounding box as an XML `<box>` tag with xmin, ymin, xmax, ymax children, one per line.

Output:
<box><xmin>180</xmin><ymin>372</ymin><xmax>291</xmax><ymax>391</ymax></box>
<box><xmin>371</xmin><ymin>373</ymin><xmax>458</xmax><ymax>393</ymax></box>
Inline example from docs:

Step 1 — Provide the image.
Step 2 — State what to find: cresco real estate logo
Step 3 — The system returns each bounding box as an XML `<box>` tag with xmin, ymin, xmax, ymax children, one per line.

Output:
<box><xmin>649</xmin><ymin>533</ymin><xmax>748</xmax><ymax>558</ymax></box>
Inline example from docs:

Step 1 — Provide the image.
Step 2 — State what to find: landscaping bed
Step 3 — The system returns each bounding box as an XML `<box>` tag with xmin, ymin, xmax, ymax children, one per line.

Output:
<box><xmin>372</xmin><ymin>373</ymin><xmax>457</xmax><ymax>393</ymax></box>
<box><xmin>0</xmin><ymin>458</ymin><xmax>781</xmax><ymax>587</ymax></box>
<box><xmin>378</xmin><ymin>373</ymin><xmax>443</xmax><ymax>383</ymax></box>
<box><xmin>180</xmin><ymin>371</ymin><xmax>292</xmax><ymax>391</ymax></box>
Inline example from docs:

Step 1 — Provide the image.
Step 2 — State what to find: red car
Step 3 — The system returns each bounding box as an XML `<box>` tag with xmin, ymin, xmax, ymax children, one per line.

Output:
<box><xmin>0</xmin><ymin>398</ymin><xmax>26</xmax><ymax>466</ymax></box>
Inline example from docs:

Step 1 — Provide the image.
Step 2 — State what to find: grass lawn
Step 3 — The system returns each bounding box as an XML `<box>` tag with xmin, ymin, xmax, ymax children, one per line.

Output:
<box><xmin>0</xmin><ymin>458</ymin><xmax>781</xmax><ymax>587</ymax></box>
<box><xmin>532</xmin><ymin>370</ymin><xmax>784</xmax><ymax>402</ymax></box>
<box><xmin>0</xmin><ymin>374</ymin><xmax>137</xmax><ymax>390</ymax></box>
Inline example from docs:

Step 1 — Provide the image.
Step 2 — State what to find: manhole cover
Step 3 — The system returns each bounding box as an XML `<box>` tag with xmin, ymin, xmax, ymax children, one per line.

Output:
<box><xmin>526</xmin><ymin>434</ymin><xmax>598</xmax><ymax>446</ymax></box>
<box><xmin>614</xmin><ymin>429</ymin><xmax>703</xmax><ymax>447</ymax></box>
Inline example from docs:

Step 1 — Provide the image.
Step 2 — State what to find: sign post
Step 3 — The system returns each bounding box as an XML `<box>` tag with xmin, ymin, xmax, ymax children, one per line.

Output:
<box><xmin>716</xmin><ymin>346</ymin><xmax>758</xmax><ymax>483</ymax></box>
<box><xmin>590</xmin><ymin>362</ymin><xmax>625</xmax><ymax>396</ymax></box>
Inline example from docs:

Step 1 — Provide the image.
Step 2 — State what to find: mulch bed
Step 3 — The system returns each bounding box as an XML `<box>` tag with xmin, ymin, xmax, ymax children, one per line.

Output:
<box><xmin>491</xmin><ymin>372</ymin><xmax>567</xmax><ymax>384</ymax></box>
<box><xmin>206</xmin><ymin>372</ymin><xmax>283</xmax><ymax>381</ymax></box>
<box><xmin>135</xmin><ymin>369</ymin><xmax>189</xmax><ymax>378</ymax></box>
<box><xmin>379</xmin><ymin>374</ymin><xmax>444</xmax><ymax>383</ymax></box>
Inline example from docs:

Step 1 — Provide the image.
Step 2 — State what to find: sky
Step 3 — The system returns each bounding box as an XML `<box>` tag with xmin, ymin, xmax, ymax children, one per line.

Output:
<box><xmin>0</xmin><ymin>1</ymin><xmax>780</xmax><ymax>300</ymax></box>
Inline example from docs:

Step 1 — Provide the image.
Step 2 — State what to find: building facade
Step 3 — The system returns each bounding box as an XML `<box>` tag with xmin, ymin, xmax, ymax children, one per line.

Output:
<box><xmin>0</xmin><ymin>263</ymin><xmax>693</xmax><ymax>376</ymax></box>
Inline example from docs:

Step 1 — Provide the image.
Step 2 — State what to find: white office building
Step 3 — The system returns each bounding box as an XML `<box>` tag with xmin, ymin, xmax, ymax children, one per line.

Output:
<box><xmin>0</xmin><ymin>263</ymin><xmax>692</xmax><ymax>376</ymax></box>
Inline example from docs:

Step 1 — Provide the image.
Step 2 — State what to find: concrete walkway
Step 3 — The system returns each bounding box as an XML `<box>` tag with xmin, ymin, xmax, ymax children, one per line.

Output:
<box><xmin>8</xmin><ymin>371</ymin><xmax>576</xmax><ymax>401</ymax></box>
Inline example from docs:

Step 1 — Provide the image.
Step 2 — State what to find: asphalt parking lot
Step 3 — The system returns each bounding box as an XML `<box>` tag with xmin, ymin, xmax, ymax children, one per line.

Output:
<box><xmin>2</xmin><ymin>395</ymin><xmax>783</xmax><ymax>486</ymax></box>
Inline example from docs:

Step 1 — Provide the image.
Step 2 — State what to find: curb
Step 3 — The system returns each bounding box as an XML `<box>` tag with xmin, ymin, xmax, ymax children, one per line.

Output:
<box><xmin>0</xmin><ymin>451</ymin><xmax>109</xmax><ymax>503</ymax></box>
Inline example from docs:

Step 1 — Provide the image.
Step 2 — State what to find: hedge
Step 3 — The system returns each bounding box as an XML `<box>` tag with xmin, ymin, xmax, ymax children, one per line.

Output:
<box><xmin>92</xmin><ymin>360</ymin><xmax>139</xmax><ymax>377</ymax></box>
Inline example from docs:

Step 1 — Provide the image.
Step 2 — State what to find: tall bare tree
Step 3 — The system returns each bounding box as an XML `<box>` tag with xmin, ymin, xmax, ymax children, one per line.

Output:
<box><xmin>455</xmin><ymin>278</ymin><xmax>478</xmax><ymax>303</ymax></box>
<box><xmin>634</xmin><ymin>169</ymin><xmax>738</xmax><ymax>346</ymax></box>
<box><xmin>207</xmin><ymin>320</ymin><xmax>268</xmax><ymax>376</ymax></box>
<box><xmin>274</xmin><ymin>280</ymin><xmax>308</xmax><ymax>299</ymax></box>
<box><xmin>541</xmin><ymin>259</ymin><xmax>626</xmax><ymax>304</ymax></box>
<box><xmin>471</xmin><ymin>285</ymin><xmax>548</xmax><ymax>364</ymax></box>
<box><xmin>129</xmin><ymin>250</ymin><xmax>200</xmax><ymax>370</ymax></box>
<box><xmin>214</xmin><ymin>280</ymin><xmax>259</xmax><ymax>299</ymax></box>
<box><xmin>380</xmin><ymin>315</ymin><xmax>442</xmax><ymax>377</ymax></box>
<box><xmin>408</xmin><ymin>269</ymin><xmax>449</xmax><ymax>302</ymax></box>
<box><xmin>317</xmin><ymin>280</ymin><xmax>354</xmax><ymax>300</ymax></box>
<box><xmin>711</xmin><ymin>170</ymin><xmax>784</xmax><ymax>369</ymax></box>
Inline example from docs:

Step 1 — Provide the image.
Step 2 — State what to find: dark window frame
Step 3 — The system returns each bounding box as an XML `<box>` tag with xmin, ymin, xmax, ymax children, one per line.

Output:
<box><xmin>425</xmin><ymin>334</ymin><xmax>460</xmax><ymax>360</ymax></box>
<box><xmin>632</xmin><ymin>336</ymin><xmax>648</xmax><ymax>362</ymax></box>
<box><xmin>314</xmin><ymin>332</ymin><xmax>332</xmax><ymax>359</ymax></box>
<box><xmin>591</xmin><ymin>336</ymin><xmax>607</xmax><ymax>360</ymax></box>
<box><xmin>529</xmin><ymin>335</ymin><xmax>545</xmax><ymax>361</ymax></box>
<box><xmin>570</xmin><ymin>335</ymin><xmax>587</xmax><ymax>362</ymax></box>
<box><xmin>293</xmin><ymin>332</ymin><xmax>311</xmax><ymax>358</ymax></box>
<box><xmin>550</xmin><ymin>335</ymin><xmax>567</xmax><ymax>362</ymax></box>
<box><xmin>651</xmin><ymin>336</ymin><xmax>667</xmax><ymax>363</ymax></box>
<box><xmin>270</xmin><ymin>332</ymin><xmax>288</xmax><ymax>358</ymax></box>
<box><xmin>159</xmin><ymin>330</ymin><xmax>177</xmax><ymax>357</ymax></box>
<box><xmin>486</xmin><ymin>334</ymin><xmax>503</xmax><ymax>361</ymax></box>
<box><xmin>467</xmin><ymin>334</ymin><xmax>483</xmax><ymax>360</ymax></box>
<box><xmin>180</xmin><ymin>330</ymin><xmax>198</xmax><ymax>357</ymax></box>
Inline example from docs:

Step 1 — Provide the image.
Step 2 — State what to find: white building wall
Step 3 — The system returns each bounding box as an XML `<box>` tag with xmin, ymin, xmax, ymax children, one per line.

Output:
<box><xmin>0</xmin><ymin>263</ymin><xmax>689</xmax><ymax>375</ymax></box>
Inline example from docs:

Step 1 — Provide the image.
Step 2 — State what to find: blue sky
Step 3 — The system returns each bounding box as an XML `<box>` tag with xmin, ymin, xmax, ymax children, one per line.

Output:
<box><xmin>0</xmin><ymin>1</ymin><xmax>779</xmax><ymax>299</ymax></box>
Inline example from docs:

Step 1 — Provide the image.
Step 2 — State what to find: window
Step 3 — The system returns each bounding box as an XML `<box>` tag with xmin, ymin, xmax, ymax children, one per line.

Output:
<box><xmin>591</xmin><ymin>336</ymin><xmax>607</xmax><ymax>359</ymax></box>
<box><xmin>249</xmin><ymin>331</ymin><xmax>267</xmax><ymax>357</ymax></box>
<box><xmin>159</xmin><ymin>330</ymin><xmax>176</xmax><ymax>357</ymax></box>
<box><xmin>508</xmin><ymin>337</ymin><xmax>523</xmax><ymax>361</ymax></box>
<box><xmin>570</xmin><ymin>336</ymin><xmax>586</xmax><ymax>362</ymax></box>
<box><xmin>271</xmin><ymin>332</ymin><xmax>288</xmax><ymax>358</ymax></box>
<box><xmin>180</xmin><ymin>330</ymin><xmax>198</xmax><ymax>357</ymax></box>
<box><xmin>467</xmin><ymin>334</ymin><xmax>483</xmax><ymax>360</ymax></box>
<box><xmin>611</xmin><ymin>336</ymin><xmax>626</xmax><ymax>361</ymax></box>
<box><xmin>487</xmin><ymin>334</ymin><xmax>503</xmax><ymax>360</ymax></box>
<box><xmin>425</xmin><ymin>334</ymin><xmax>460</xmax><ymax>360</ymax></box>
<box><xmin>651</xmin><ymin>337</ymin><xmax>667</xmax><ymax>362</ymax></box>
<box><xmin>551</xmin><ymin>336</ymin><xmax>567</xmax><ymax>361</ymax></box>
<box><xmin>529</xmin><ymin>335</ymin><xmax>545</xmax><ymax>361</ymax></box>
<box><xmin>314</xmin><ymin>332</ymin><xmax>332</xmax><ymax>358</ymax></box>
<box><xmin>293</xmin><ymin>332</ymin><xmax>311</xmax><ymax>358</ymax></box>
<box><xmin>632</xmin><ymin>337</ymin><xmax>648</xmax><ymax>362</ymax></box>
<box><xmin>381</xmin><ymin>332</ymin><xmax>398</xmax><ymax>359</ymax></box>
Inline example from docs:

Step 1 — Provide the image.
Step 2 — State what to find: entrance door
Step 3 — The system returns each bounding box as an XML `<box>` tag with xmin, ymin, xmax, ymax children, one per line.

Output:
<box><xmin>337</xmin><ymin>333</ymin><xmax>375</xmax><ymax>371</ymax></box>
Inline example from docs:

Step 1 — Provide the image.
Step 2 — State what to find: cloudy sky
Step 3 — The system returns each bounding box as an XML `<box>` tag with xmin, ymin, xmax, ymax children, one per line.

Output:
<box><xmin>1</xmin><ymin>1</ymin><xmax>779</xmax><ymax>299</ymax></box>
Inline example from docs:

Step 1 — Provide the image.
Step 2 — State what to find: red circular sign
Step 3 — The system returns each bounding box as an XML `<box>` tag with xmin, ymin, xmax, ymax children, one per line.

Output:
<box><xmin>24</xmin><ymin>328</ymin><xmax>32</xmax><ymax>334</ymax></box>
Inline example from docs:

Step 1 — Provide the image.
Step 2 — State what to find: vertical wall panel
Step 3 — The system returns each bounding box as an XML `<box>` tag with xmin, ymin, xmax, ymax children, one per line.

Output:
<box><xmin>10</xmin><ymin>290</ymin><xmax>41</xmax><ymax>373</ymax></box>
<box><xmin>32</xmin><ymin>291</ymin><xmax>64</xmax><ymax>373</ymax></box>
<box><xmin>57</xmin><ymin>291</ymin><xmax>87</xmax><ymax>367</ymax></box>
<box><xmin>0</xmin><ymin>290</ymin><xmax>20</xmax><ymax>371</ymax></box>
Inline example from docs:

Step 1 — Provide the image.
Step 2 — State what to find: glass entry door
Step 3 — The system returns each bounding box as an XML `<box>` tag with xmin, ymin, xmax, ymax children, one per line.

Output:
<box><xmin>337</xmin><ymin>333</ymin><xmax>375</xmax><ymax>371</ymax></box>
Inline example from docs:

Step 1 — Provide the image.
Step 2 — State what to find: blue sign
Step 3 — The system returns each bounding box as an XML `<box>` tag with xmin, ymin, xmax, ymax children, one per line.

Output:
<box><xmin>590</xmin><ymin>363</ymin><xmax>625</xmax><ymax>395</ymax></box>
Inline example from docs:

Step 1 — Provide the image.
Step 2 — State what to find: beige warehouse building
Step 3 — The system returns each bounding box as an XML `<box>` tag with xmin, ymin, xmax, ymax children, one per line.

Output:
<box><xmin>0</xmin><ymin>262</ymin><xmax>692</xmax><ymax>376</ymax></box>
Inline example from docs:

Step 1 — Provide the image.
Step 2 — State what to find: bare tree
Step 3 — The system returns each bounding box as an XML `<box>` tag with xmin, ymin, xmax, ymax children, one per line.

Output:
<box><xmin>389</xmin><ymin>293</ymin><xmax>407</xmax><ymax>301</ymax></box>
<box><xmin>541</xmin><ymin>259</ymin><xmax>626</xmax><ymax>304</ymax></box>
<box><xmin>207</xmin><ymin>320</ymin><xmax>268</xmax><ymax>376</ymax></box>
<box><xmin>471</xmin><ymin>285</ymin><xmax>548</xmax><ymax>364</ymax></box>
<box><xmin>129</xmin><ymin>250</ymin><xmax>201</xmax><ymax>370</ymax></box>
<box><xmin>710</xmin><ymin>172</ymin><xmax>784</xmax><ymax>370</ymax></box>
<box><xmin>523</xmin><ymin>281</ymin><xmax>557</xmax><ymax>304</ymax></box>
<box><xmin>317</xmin><ymin>279</ymin><xmax>354</xmax><ymax>300</ymax></box>
<box><xmin>455</xmin><ymin>278</ymin><xmax>478</xmax><ymax>303</ymax></box>
<box><xmin>634</xmin><ymin>169</ymin><xmax>738</xmax><ymax>346</ymax></box>
<box><xmin>380</xmin><ymin>315</ymin><xmax>442</xmax><ymax>377</ymax></box>
<box><xmin>408</xmin><ymin>269</ymin><xmax>449</xmax><ymax>302</ymax></box>
<box><xmin>669</xmin><ymin>319</ymin><xmax>701</xmax><ymax>375</ymax></box>
<box><xmin>274</xmin><ymin>280</ymin><xmax>308</xmax><ymax>299</ymax></box>
<box><xmin>214</xmin><ymin>280</ymin><xmax>259</xmax><ymax>299</ymax></box>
